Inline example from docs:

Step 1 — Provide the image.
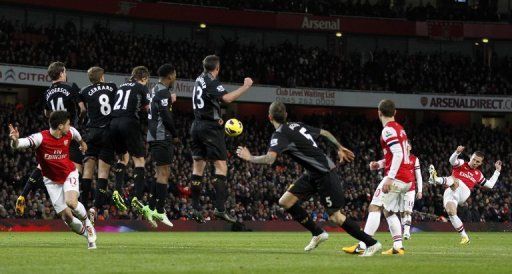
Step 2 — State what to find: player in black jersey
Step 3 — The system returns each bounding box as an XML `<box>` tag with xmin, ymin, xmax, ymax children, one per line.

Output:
<box><xmin>109</xmin><ymin>66</ymin><xmax>152</xmax><ymax>220</ymax></box>
<box><xmin>145</xmin><ymin>64</ymin><xmax>179</xmax><ymax>228</ymax></box>
<box><xmin>189</xmin><ymin>55</ymin><xmax>253</xmax><ymax>223</ymax></box>
<box><xmin>236</xmin><ymin>102</ymin><xmax>382</xmax><ymax>256</ymax></box>
<box><xmin>16</xmin><ymin>62</ymin><xmax>86</xmax><ymax>216</ymax></box>
<box><xmin>79</xmin><ymin>67</ymin><xmax>117</xmax><ymax>223</ymax></box>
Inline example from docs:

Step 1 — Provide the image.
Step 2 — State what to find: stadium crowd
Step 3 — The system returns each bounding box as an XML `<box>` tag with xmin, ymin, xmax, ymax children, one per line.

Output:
<box><xmin>169</xmin><ymin>0</ymin><xmax>510</xmax><ymax>22</ymax></box>
<box><xmin>0</xmin><ymin>103</ymin><xmax>510</xmax><ymax>224</ymax></box>
<box><xmin>1</xmin><ymin>18</ymin><xmax>512</xmax><ymax>95</ymax></box>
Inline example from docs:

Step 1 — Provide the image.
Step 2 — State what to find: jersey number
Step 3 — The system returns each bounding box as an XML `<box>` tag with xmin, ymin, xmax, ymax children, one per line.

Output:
<box><xmin>98</xmin><ymin>94</ymin><xmax>111</xmax><ymax>116</ymax></box>
<box><xmin>50</xmin><ymin>97</ymin><xmax>66</xmax><ymax>111</ymax></box>
<box><xmin>192</xmin><ymin>86</ymin><xmax>204</xmax><ymax>109</ymax></box>
<box><xmin>402</xmin><ymin>140</ymin><xmax>410</xmax><ymax>164</ymax></box>
<box><xmin>113</xmin><ymin>89</ymin><xmax>131</xmax><ymax>110</ymax></box>
<box><xmin>299</xmin><ymin>127</ymin><xmax>318</xmax><ymax>147</ymax></box>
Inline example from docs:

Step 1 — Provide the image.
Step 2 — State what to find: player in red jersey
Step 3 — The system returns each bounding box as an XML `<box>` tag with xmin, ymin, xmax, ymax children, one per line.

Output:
<box><xmin>9</xmin><ymin>111</ymin><xmax>97</xmax><ymax>249</ymax></box>
<box><xmin>399</xmin><ymin>144</ymin><xmax>422</xmax><ymax>240</ymax></box>
<box><xmin>368</xmin><ymin>144</ymin><xmax>422</xmax><ymax>240</ymax></box>
<box><xmin>429</xmin><ymin>146</ymin><xmax>501</xmax><ymax>244</ymax></box>
<box><xmin>344</xmin><ymin>100</ymin><xmax>412</xmax><ymax>255</ymax></box>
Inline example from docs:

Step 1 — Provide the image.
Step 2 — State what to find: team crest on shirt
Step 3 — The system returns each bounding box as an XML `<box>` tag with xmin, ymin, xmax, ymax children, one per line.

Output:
<box><xmin>217</xmin><ymin>85</ymin><xmax>225</xmax><ymax>92</ymax></box>
<box><xmin>64</xmin><ymin>140</ymin><xmax>69</xmax><ymax>146</ymax></box>
<box><xmin>161</xmin><ymin>99</ymin><xmax>168</xmax><ymax>107</ymax></box>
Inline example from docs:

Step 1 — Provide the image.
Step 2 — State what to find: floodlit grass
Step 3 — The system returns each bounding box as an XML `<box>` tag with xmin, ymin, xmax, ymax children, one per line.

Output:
<box><xmin>1</xmin><ymin>232</ymin><xmax>511</xmax><ymax>273</ymax></box>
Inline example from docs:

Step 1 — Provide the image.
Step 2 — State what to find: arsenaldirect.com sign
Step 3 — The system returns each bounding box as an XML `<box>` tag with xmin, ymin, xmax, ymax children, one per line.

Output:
<box><xmin>1</xmin><ymin>64</ymin><xmax>511</xmax><ymax>112</ymax></box>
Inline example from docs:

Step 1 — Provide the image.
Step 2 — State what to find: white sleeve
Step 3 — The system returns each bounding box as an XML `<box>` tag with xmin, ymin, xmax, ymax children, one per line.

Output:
<box><xmin>482</xmin><ymin>171</ymin><xmax>500</xmax><ymax>189</ymax></box>
<box><xmin>449</xmin><ymin>151</ymin><xmax>464</xmax><ymax>167</ymax></box>
<box><xmin>381</xmin><ymin>126</ymin><xmax>402</xmax><ymax>179</ymax></box>
<box><xmin>11</xmin><ymin>133</ymin><xmax>42</xmax><ymax>149</ymax></box>
<box><xmin>414</xmin><ymin>158</ymin><xmax>423</xmax><ymax>193</ymax></box>
<box><xmin>388</xmin><ymin>145</ymin><xmax>403</xmax><ymax>179</ymax></box>
<box><xmin>377</xmin><ymin>159</ymin><xmax>385</xmax><ymax>169</ymax></box>
<box><xmin>70</xmin><ymin>127</ymin><xmax>82</xmax><ymax>142</ymax></box>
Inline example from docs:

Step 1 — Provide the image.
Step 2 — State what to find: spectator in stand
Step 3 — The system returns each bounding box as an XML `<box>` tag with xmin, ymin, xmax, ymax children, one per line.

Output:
<box><xmin>0</xmin><ymin>18</ymin><xmax>511</xmax><ymax>95</ymax></box>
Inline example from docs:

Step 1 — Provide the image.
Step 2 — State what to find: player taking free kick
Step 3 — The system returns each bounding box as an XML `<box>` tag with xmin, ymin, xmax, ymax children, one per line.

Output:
<box><xmin>429</xmin><ymin>146</ymin><xmax>501</xmax><ymax>244</ymax></box>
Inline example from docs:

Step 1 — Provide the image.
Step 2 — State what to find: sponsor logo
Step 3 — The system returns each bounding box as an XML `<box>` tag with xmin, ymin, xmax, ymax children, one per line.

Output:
<box><xmin>301</xmin><ymin>17</ymin><xmax>340</xmax><ymax>31</ymax></box>
<box><xmin>5</xmin><ymin>68</ymin><xmax>15</xmax><ymax>81</ymax></box>
<box><xmin>423</xmin><ymin>96</ymin><xmax>512</xmax><ymax>110</ymax></box>
<box><xmin>270</xmin><ymin>139</ymin><xmax>278</xmax><ymax>146</ymax></box>
<box><xmin>420</xmin><ymin>97</ymin><xmax>428</xmax><ymax>106</ymax></box>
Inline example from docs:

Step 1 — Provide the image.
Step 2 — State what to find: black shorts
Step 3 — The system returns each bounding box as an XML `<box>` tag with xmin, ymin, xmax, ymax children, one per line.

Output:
<box><xmin>109</xmin><ymin>117</ymin><xmax>145</xmax><ymax>157</ymax></box>
<box><xmin>190</xmin><ymin>120</ymin><xmax>227</xmax><ymax>161</ymax></box>
<box><xmin>69</xmin><ymin>139</ymin><xmax>84</xmax><ymax>165</ymax></box>
<box><xmin>149</xmin><ymin>140</ymin><xmax>174</xmax><ymax>166</ymax></box>
<box><xmin>288</xmin><ymin>170</ymin><xmax>345</xmax><ymax>210</ymax></box>
<box><xmin>83</xmin><ymin>127</ymin><xmax>115</xmax><ymax>165</ymax></box>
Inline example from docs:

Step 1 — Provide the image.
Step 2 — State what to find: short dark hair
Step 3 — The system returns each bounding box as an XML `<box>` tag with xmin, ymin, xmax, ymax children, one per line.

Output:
<box><xmin>269</xmin><ymin>101</ymin><xmax>287</xmax><ymax>124</ymax></box>
<box><xmin>203</xmin><ymin>55</ymin><xmax>220</xmax><ymax>72</ymax></box>
<box><xmin>378</xmin><ymin>99</ymin><xmax>396</xmax><ymax>117</ymax></box>
<box><xmin>130</xmin><ymin>66</ymin><xmax>150</xmax><ymax>81</ymax></box>
<box><xmin>157</xmin><ymin>63</ymin><xmax>176</xmax><ymax>78</ymax></box>
<box><xmin>87</xmin><ymin>66</ymin><xmax>104</xmax><ymax>84</ymax></box>
<box><xmin>49</xmin><ymin>111</ymin><xmax>70</xmax><ymax>130</ymax></box>
<box><xmin>473</xmin><ymin>151</ymin><xmax>485</xmax><ymax>158</ymax></box>
<box><xmin>47</xmin><ymin>62</ymin><xmax>66</xmax><ymax>81</ymax></box>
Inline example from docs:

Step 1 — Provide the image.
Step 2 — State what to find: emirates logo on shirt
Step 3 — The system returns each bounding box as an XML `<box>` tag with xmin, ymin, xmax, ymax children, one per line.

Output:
<box><xmin>64</xmin><ymin>140</ymin><xmax>69</xmax><ymax>146</ymax></box>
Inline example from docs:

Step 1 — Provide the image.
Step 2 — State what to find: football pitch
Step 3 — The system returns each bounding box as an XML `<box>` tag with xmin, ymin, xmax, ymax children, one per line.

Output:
<box><xmin>1</xmin><ymin>232</ymin><xmax>511</xmax><ymax>273</ymax></box>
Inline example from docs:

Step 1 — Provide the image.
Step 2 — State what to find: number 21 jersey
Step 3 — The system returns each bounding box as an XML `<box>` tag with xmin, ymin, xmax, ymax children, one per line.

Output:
<box><xmin>111</xmin><ymin>81</ymin><xmax>149</xmax><ymax>119</ymax></box>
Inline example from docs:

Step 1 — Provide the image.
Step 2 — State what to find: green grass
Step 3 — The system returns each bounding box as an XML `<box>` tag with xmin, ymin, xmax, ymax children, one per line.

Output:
<box><xmin>0</xmin><ymin>232</ymin><xmax>511</xmax><ymax>273</ymax></box>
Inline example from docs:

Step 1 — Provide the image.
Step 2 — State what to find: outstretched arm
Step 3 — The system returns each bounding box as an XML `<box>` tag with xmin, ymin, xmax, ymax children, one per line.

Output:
<box><xmin>9</xmin><ymin>124</ymin><xmax>42</xmax><ymax>149</ymax></box>
<box><xmin>481</xmin><ymin>161</ymin><xmax>502</xmax><ymax>189</ymax></box>
<box><xmin>236</xmin><ymin>146</ymin><xmax>277</xmax><ymax>165</ymax></box>
<box><xmin>450</xmin><ymin>146</ymin><xmax>465</xmax><ymax>167</ymax></box>
<box><xmin>319</xmin><ymin>129</ymin><xmax>355</xmax><ymax>163</ymax></box>
<box><xmin>222</xmin><ymin>78</ymin><xmax>253</xmax><ymax>103</ymax></box>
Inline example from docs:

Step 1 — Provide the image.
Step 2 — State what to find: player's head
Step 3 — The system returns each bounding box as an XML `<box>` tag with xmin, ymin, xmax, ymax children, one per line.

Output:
<box><xmin>87</xmin><ymin>67</ymin><xmax>104</xmax><ymax>84</ymax></box>
<box><xmin>268</xmin><ymin>101</ymin><xmax>287</xmax><ymax>124</ymax></box>
<box><xmin>47</xmin><ymin>62</ymin><xmax>66</xmax><ymax>82</ymax></box>
<box><xmin>407</xmin><ymin>143</ymin><xmax>412</xmax><ymax>153</ymax></box>
<box><xmin>203</xmin><ymin>55</ymin><xmax>220</xmax><ymax>75</ymax></box>
<box><xmin>130</xmin><ymin>66</ymin><xmax>150</xmax><ymax>85</ymax></box>
<box><xmin>157</xmin><ymin>63</ymin><xmax>177</xmax><ymax>85</ymax></box>
<box><xmin>469</xmin><ymin>151</ymin><xmax>485</xmax><ymax>169</ymax></box>
<box><xmin>378</xmin><ymin>99</ymin><xmax>396</xmax><ymax>121</ymax></box>
<box><xmin>49</xmin><ymin>111</ymin><xmax>71</xmax><ymax>134</ymax></box>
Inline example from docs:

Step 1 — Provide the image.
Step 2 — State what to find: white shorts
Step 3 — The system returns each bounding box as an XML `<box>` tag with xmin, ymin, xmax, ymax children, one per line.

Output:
<box><xmin>44</xmin><ymin>170</ymin><xmax>80</xmax><ymax>213</ymax></box>
<box><xmin>371</xmin><ymin>178</ymin><xmax>412</xmax><ymax>213</ymax></box>
<box><xmin>443</xmin><ymin>181</ymin><xmax>471</xmax><ymax>207</ymax></box>
<box><xmin>370</xmin><ymin>179</ymin><xmax>385</xmax><ymax>207</ymax></box>
<box><xmin>400</xmin><ymin>190</ymin><xmax>415</xmax><ymax>213</ymax></box>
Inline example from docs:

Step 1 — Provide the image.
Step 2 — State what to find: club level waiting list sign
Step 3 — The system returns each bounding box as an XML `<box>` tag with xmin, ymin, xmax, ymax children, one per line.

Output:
<box><xmin>1</xmin><ymin>64</ymin><xmax>511</xmax><ymax>112</ymax></box>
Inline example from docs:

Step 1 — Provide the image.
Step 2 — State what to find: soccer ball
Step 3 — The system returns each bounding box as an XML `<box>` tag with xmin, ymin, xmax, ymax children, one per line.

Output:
<box><xmin>225</xmin><ymin>118</ymin><xmax>243</xmax><ymax>137</ymax></box>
